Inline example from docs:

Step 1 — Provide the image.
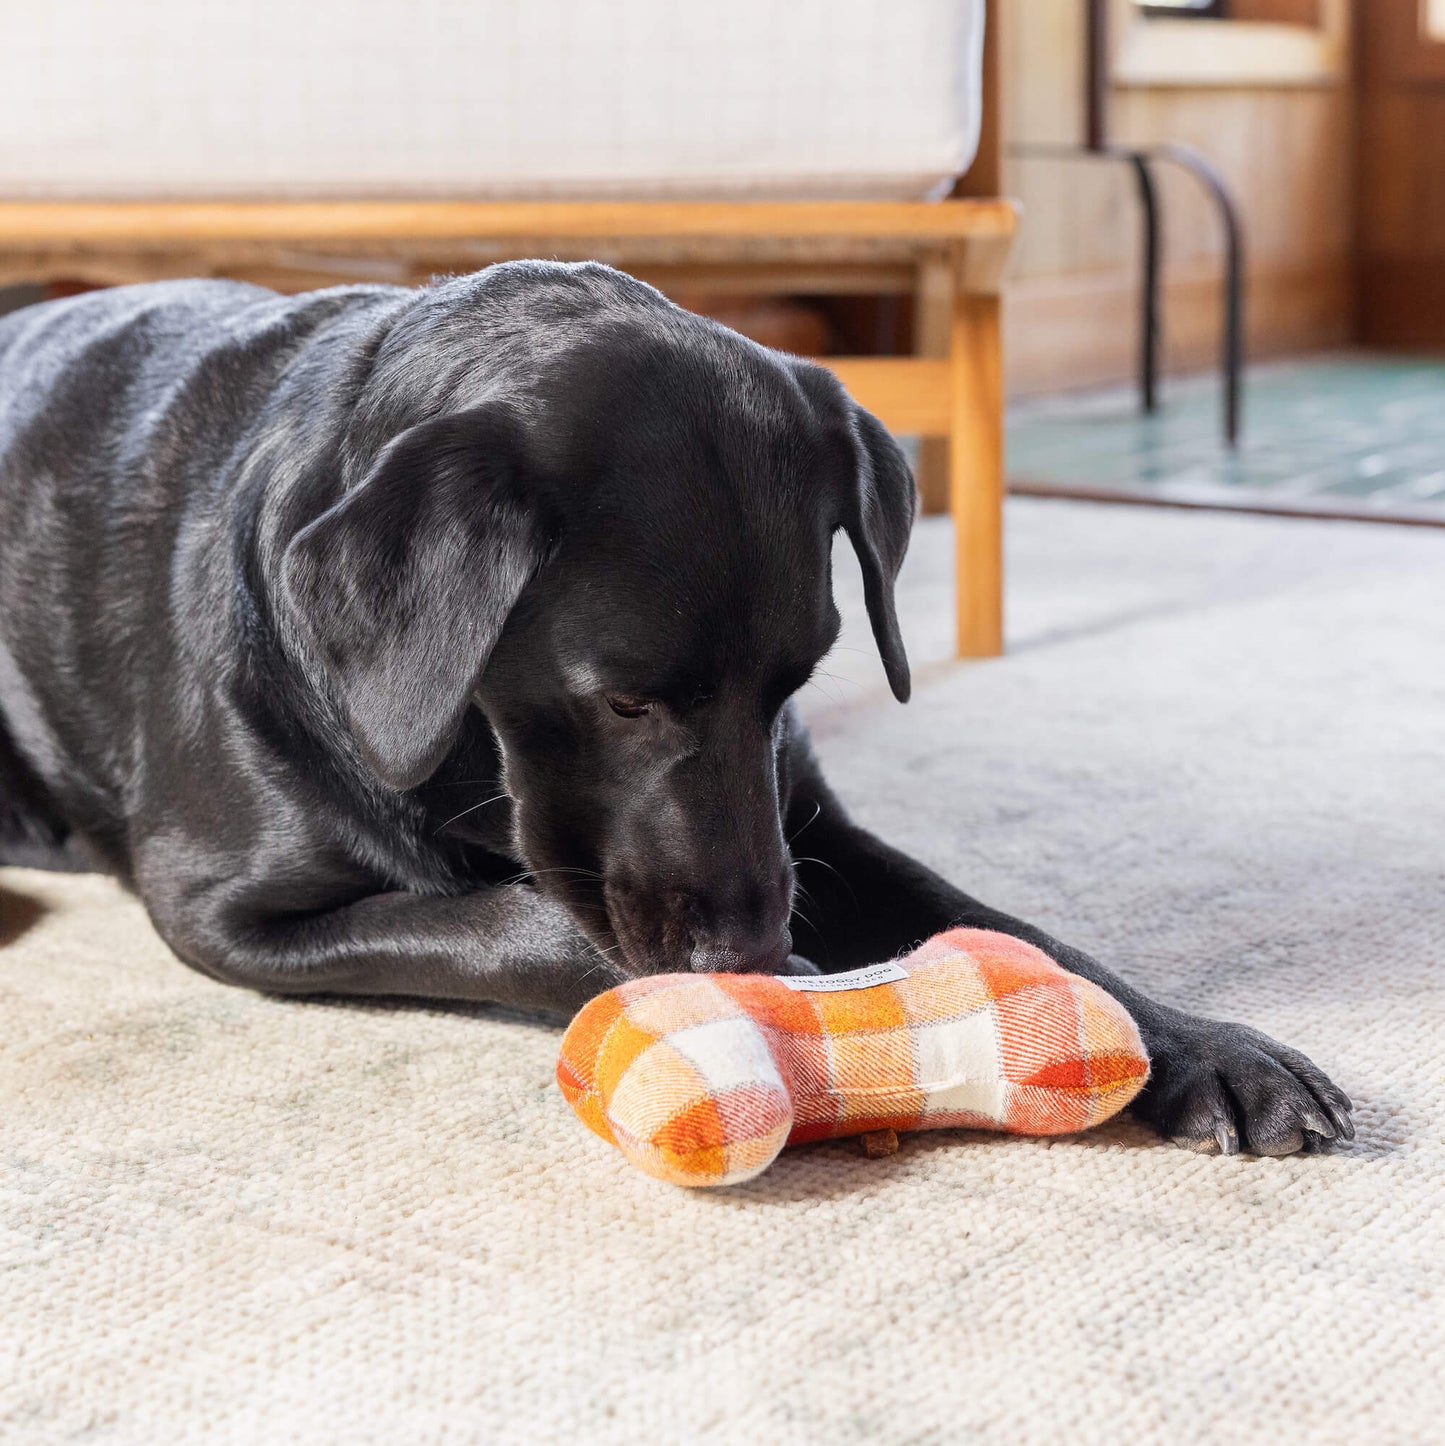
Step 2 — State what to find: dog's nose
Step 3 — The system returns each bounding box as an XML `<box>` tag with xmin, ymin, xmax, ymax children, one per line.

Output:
<box><xmin>689</xmin><ymin>926</ymin><xmax>793</xmax><ymax>976</ymax></box>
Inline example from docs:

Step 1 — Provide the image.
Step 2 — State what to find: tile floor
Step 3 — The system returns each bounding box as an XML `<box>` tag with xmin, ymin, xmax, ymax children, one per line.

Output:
<box><xmin>1007</xmin><ymin>352</ymin><xmax>1445</xmax><ymax>525</ymax></box>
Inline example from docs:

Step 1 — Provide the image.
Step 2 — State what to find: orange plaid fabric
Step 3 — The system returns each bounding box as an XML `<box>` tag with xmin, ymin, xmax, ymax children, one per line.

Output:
<box><xmin>556</xmin><ymin>927</ymin><xmax>1150</xmax><ymax>1188</ymax></box>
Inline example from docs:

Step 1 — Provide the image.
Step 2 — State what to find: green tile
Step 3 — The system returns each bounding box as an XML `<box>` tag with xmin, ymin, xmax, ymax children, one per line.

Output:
<box><xmin>1007</xmin><ymin>352</ymin><xmax>1445</xmax><ymax>520</ymax></box>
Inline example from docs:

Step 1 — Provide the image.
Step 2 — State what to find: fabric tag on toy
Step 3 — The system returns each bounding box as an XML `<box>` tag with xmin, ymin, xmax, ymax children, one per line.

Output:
<box><xmin>778</xmin><ymin>961</ymin><xmax>908</xmax><ymax>992</ymax></box>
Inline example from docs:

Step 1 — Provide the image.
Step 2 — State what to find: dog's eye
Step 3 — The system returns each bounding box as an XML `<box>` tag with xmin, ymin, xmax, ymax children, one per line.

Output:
<box><xmin>606</xmin><ymin>694</ymin><xmax>653</xmax><ymax>719</ymax></box>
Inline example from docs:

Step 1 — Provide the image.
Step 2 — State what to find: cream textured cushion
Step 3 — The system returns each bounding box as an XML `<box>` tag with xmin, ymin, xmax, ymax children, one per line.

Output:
<box><xmin>0</xmin><ymin>0</ymin><xmax>983</xmax><ymax>200</ymax></box>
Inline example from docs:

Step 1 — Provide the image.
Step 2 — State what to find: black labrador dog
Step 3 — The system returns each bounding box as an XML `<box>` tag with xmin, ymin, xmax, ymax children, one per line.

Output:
<box><xmin>0</xmin><ymin>261</ymin><xmax>1351</xmax><ymax>1157</ymax></box>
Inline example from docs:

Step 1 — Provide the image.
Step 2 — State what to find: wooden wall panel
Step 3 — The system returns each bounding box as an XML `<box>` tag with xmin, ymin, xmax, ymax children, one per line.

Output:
<box><xmin>1356</xmin><ymin>2</ymin><xmax>1445</xmax><ymax>345</ymax></box>
<box><xmin>999</xmin><ymin>0</ymin><xmax>1354</xmax><ymax>394</ymax></box>
<box><xmin>1232</xmin><ymin>0</ymin><xmax>1322</xmax><ymax>24</ymax></box>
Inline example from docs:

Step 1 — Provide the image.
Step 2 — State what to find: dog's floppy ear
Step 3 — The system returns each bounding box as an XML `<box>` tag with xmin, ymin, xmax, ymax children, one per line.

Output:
<box><xmin>843</xmin><ymin>406</ymin><xmax>917</xmax><ymax>703</ymax></box>
<box><xmin>283</xmin><ymin>407</ymin><xmax>550</xmax><ymax>790</ymax></box>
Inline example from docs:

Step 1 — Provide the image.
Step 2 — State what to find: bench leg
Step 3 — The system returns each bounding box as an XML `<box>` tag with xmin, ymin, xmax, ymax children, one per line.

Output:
<box><xmin>949</xmin><ymin>288</ymin><xmax>1004</xmax><ymax>658</ymax></box>
<box><xmin>912</xmin><ymin>256</ymin><xmax>952</xmax><ymax>515</ymax></box>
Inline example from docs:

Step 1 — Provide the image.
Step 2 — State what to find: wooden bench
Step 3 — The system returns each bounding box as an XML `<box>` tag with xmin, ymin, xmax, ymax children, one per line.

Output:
<box><xmin>0</xmin><ymin>196</ymin><xmax>1016</xmax><ymax>657</ymax></box>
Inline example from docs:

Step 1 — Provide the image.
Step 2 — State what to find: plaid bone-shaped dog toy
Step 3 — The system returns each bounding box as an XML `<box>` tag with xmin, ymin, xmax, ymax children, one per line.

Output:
<box><xmin>557</xmin><ymin>927</ymin><xmax>1150</xmax><ymax>1187</ymax></box>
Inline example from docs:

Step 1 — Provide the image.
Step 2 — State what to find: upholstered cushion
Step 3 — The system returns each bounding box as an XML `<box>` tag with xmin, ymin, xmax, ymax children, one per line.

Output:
<box><xmin>1</xmin><ymin>0</ymin><xmax>983</xmax><ymax>200</ymax></box>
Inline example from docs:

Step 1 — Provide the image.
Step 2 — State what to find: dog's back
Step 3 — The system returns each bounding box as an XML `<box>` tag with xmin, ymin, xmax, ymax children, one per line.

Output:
<box><xmin>0</xmin><ymin>280</ymin><xmax>397</xmax><ymax>871</ymax></box>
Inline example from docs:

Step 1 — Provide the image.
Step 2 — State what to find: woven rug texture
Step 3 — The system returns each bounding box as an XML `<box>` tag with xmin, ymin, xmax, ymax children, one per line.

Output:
<box><xmin>2</xmin><ymin>500</ymin><xmax>1441</xmax><ymax>1443</ymax></box>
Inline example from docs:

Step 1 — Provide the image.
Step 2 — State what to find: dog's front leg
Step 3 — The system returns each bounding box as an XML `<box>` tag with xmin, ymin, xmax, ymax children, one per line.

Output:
<box><xmin>784</xmin><ymin>760</ymin><xmax>1354</xmax><ymax>1158</ymax></box>
<box><xmin>141</xmin><ymin>867</ymin><xmax>626</xmax><ymax>1014</ymax></box>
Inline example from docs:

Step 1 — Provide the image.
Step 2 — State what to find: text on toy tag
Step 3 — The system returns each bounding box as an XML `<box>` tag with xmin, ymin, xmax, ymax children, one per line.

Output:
<box><xmin>777</xmin><ymin>961</ymin><xmax>908</xmax><ymax>992</ymax></box>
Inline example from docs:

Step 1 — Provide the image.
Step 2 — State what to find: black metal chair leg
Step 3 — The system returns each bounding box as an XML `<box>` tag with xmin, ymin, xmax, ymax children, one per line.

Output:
<box><xmin>1154</xmin><ymin>144</ymin><xmax>1245</xmax><ymax>447</ymax></box>
<box><xmin>1127</xmin><ymin>153</ymin><xmax>1162</xmax><ymax>416</ymax></box>
<box><xmin>1006</xmin><ymin>137</ymin><xmax>1246</xmax><ymax>448</ymax></box>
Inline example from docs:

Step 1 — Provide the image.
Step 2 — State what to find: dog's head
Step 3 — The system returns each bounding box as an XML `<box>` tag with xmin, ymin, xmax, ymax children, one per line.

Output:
<box><xmin>284</xmin><ymin>267</ymin><xmax>915</xmax><ymax>976</ymax></box>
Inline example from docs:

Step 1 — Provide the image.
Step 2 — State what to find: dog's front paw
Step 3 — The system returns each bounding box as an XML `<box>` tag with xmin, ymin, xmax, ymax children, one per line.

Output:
<box><xmin>1132</xmin><ymin>1016</ymin><xmax>1354</xmax><ymax>1157</ymax></box>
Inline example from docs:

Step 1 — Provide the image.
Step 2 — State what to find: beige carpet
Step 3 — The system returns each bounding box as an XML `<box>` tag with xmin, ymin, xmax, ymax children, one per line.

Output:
<box><xmin>2</xmin><ymin>499</ymin><xmax>1442</xmax><ymax>1443</ymax></box>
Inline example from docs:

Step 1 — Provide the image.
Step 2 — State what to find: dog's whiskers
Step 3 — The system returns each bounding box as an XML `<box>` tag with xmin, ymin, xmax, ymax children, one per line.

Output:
<box><xmin>788</xmin><ymin>869</ymin><xmax>821</xmax><ymax>933</ymax></box>
<box><xmin>496</xmin><ymin>865</ymin><xmax>606</xmax><ymax>888</ymax></box>
<box><xmin>793</xmin><ymin>853</ymin><xmax>859</xmax><ymax>910</ymax></box>
<box><xmin>790</xmin><ymin>900</ymin><xmax>819</xmax><ymax>934</ymax></box>
<box><xmin>433</xmin><ymin>792</ymin><xmax>511</xmax><ymax>833</ymax></box>
<box><xmin>787</xmin><ymin>801</ymin><xmax>823</xmax><ymax>846</ymax></box>
<box><xmin>805</xmin><ymin>668</ymin><xmax>862</xmax><ymax>707</ymax></box>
